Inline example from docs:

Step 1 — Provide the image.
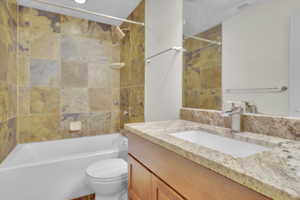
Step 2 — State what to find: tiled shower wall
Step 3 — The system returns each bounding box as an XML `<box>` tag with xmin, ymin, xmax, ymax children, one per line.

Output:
<box><xmin>0</xmin><ymin>0</ymin><xmax>145</xmax><ymax>163</ymax></box>
<box><xmin>120</xmin><ymin>1</ymin><xmax>145</xmax><ymax>127</ymax></box>
<box><xmin>183</xmin><ymin>25</ymin><xmax>222</xmax><ymax>110</ymax></box>
<box><xmin>0</xmin><ymin>0</ymin><xmax>18</xmax><ymax>161</ymax></box>
<box><xmin>17</xmin><ymin>6</ymin><xmax>121</xmax><ymax>143</ymax></box>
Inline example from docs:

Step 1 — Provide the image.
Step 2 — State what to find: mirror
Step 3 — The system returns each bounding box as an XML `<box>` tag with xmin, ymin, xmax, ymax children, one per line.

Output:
<box><xmin>183</xmin><ymin>0</ymin><xmax>300</xmax><ymax>117</ymax></box>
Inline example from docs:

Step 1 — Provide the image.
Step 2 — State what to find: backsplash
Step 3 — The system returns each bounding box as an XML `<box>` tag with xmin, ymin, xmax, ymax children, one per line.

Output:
<box><xmin>183</xmin><ymin>25</ymin><xmax>222</xmax><ymax>110</ymax></box>
<box><xmin>181</xmin><ymin>107</ymin><xmax>300</xmax><ymax>140</ymax></box>
<box><xmin>0</xmin><ymin>0</ymin><xmax>18</xmax><ymax>162</ymax></box>
<box><xmin>17</xmin><ymin>6</ymin><xmax>121</xmax><ymax>143</ymax></box>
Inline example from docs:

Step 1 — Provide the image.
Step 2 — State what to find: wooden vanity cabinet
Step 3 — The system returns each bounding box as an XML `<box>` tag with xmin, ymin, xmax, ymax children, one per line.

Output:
<box><xmin>128</xmin><ymin>156</ymin><xmax>152</xmax><ymax>200</ymax></box>
<box><xmin>128</xmin><ymin>155</ymin><xmax>184</xmax><ymax>200</ymax></box>
<box><xmin>151</xmin><ymin>175</ymin><xmax>185</xmax><ymax>200</ymax></box>
<box><xmin>127</xmin><ymin>132</ymin><xmax>273</xmax><ymax>200</ymax></box>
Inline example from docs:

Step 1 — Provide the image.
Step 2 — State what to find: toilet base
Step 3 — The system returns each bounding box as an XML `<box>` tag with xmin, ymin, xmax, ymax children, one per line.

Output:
<box><xmin>95</xmin><ymin>190</ymin><xmax>128</xmax><ymax>200</ymax></box>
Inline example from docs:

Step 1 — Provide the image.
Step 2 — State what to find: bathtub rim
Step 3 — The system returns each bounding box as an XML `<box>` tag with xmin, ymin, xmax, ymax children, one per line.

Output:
<box><xmin>0</xmin><ymin>133</ymin><xmax>127</xmax><ymax>171</ymax></box>
<box><xmin>0</xmin><ymin>148</ymin><xmax>122</xmax><ymax>171</ymax></box>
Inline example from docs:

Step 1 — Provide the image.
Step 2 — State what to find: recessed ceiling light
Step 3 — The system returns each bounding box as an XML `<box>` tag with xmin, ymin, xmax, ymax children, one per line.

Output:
<box><xmin>74</xmin><ymin>0</ymin><xmax>86</xmax><ymax>4</ymax></box>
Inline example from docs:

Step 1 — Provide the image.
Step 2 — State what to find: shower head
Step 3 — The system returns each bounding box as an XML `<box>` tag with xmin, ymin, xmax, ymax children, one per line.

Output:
<box><xmin>112</xmin><ymin>26</ymin><xmax>126</xmax><ymax>42</ymax></box>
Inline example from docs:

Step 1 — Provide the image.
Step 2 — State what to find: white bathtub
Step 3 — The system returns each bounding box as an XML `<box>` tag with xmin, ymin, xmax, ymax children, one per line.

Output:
<box><xmin>0</xmin><ymin>133</ymin><xmax>128</xmax><ymax>200</ymax></box>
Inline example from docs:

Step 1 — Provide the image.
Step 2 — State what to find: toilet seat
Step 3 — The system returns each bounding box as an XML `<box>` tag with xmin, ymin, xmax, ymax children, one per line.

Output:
<box><xmin>86</xmin><ymin>159</ymin><xmax>128</xmax><ymax>182</ymax></box>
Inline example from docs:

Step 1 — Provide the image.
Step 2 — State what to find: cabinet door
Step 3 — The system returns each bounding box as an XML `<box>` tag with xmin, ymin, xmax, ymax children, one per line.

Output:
<box><xmin>151</xmin><ymin>175</ymin><xmax>185</xmax><ymax>200</ymax></box>
<box><xmin>128</xmin><ymin>155</ymin><xmax>152</xmax><ymax>200</ymax></box>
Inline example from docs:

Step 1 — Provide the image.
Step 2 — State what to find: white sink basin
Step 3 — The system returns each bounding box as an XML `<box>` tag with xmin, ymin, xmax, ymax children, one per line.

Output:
<box><xmin>170</xmin><ymin>131</ymin><xmax>270</xmax><ymax>158</ymax></box>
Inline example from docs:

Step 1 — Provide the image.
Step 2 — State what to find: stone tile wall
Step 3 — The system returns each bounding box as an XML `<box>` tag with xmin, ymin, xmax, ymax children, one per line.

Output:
<box><xmin>120</xmin><ymin>1</ymin><xmax>145</xmax><ymax>127</ymax></box>
<box><xmin>0</xmin><ymin>0</ymin><xmax>146</xmax><ymax>164</ymax></box>
<box><xmin>183</xmin><ymin>25</ymin><xmax>222</xmax><ymax>110</ymax></box>
<box><xmin>17</xmin><ymin>6</ymin><xmax>121</xmax><ymax>144</ymax></box>
<box><xmin>0</xmin><ymin>0</ymin><xmax>18</xmax><ymax>162</ymax></box>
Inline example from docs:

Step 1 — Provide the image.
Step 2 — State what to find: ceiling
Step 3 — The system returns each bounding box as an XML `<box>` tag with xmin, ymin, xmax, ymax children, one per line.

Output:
<box><xmin>183</xmin><ymin>0</ymin><xmax>266</xmax><ymax>36</ymax></box>
<box><xmin>18</xmin><ymin>0</ymin><xmax>143</xmax><ymax>26</ymax></box>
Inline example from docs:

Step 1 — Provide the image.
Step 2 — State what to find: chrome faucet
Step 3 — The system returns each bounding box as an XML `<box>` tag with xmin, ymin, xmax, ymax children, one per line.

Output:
<box><xmin>221</xmin><ymin>101</ymin><xmax>244</xmax><ymax>133</ymax></box>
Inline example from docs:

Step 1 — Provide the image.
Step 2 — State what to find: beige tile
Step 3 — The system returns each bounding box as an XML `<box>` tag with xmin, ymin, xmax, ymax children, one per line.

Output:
<box><xmin>111</xmin><ymin>111</ymin><xmax>120</xmax><ymax>132</ymax></box>
<box><xmin>111</xmin><ymin>44</ymin><xmax>120</xmax><ymax>62</ymax></box>
<box><xmin>112</xmin><ymin>88</ymin><xmax>120</xmax><ymax>111</ymax></box>
<box><xmin>30</xmin><ymin>87</ymin><xmax>60</xmax><ymax>114</ymax></box>
<box><xmin>120</xmin><ymin>88</ymin><xmax>130</xmax><ymax>127</ymax></box>
<box><xmin>31</xmin><ymin>32</ymin><xmax>60</xmax><ymax>60</ymax></box>
<box><xmin>62</xmin><ymin>60</ymin><xmax>88</xmax><ymax>88</ymax></box>
<box><xmin>200</xmin><ymin>67</ymin><xmax>221</xmax><ymax>89</ymax></box>
<box><xmin>0</xmin><ymin>118</ymin><xmax>16</xmax><ymax>162</ymax></box>
<box><xmin>111</xmin><ymin>119</ymin><xmax>120</xmax><ymax>132</ymax></box>
<box><xmin>88</xmin><ymin>112</ymin><xmax>111</xmax><ymax>131</ymax></box>
<box><xmin>120</xmin><ymin>35</ymin><xmax>132</xmax><ymax>88</ymax></box>
<box><xmin>7</xmin><ymin>51</ymin><xmax>17</xmax><ymax>85</ymax></box>
<box><xmin>0</xmin><ymin>83</ymin><xmax>8</xmax><ymax>122</ymax></box>
<box><xmin>61</xmin><ymin>35</ymin><xmax>112</xmax><ymax>63</ymax></box>
<box><xmin>0</xmin><ymin>37</ymin><xmax>8</xmax><ymax>83</ymax></box>
<box><xmin>30</xmin><ymin>59</ymin><xmax>60</xmax><ymax>87</ymax></box>
<box><xmin>129</xmin><ymin>87</ymin><xmax>144</xmax><ymax>120</ymax></box>
<box><xmin>17</xmin><ymin>27</ymin><xmax>31</xmax><ymax>56</ymax></box>
<box><xmin>88</xmin><ymin>118</ymin><xmax>112</xmax><ymax>135</ymax></box>
<box><xmin>7</xmin><ymin>2</ymin><xmax>17</xmax><ymax>24</ymax></box>
<box><xmin>19</xmin><ymin>114</ymin><xmax>61</xmax><ymax>143</ymax></box>
<box><xmin>111</xmin><ymin>68</ymin><xmax>120</xmax><ymax>89</ymax></box>
<box><xmin>61</xmin><ymin>88</ymin><xmax>88</xmax><ymax>113</ymax></box>
<box><xmin>18</xmin><ymin>87</ymin><xmax>30</xmax><ymax>115</ymax></box>
<box><xmin>18</xmin><ymin>55</ymin><xmax>30</xmax><ymax>87</ymax></box>
<box><xmin>88</xmin><ymin>62</ymin><xmax>111</xmax><ymax>89</ymax></box>
<box><xmin>61</xmin><ymin>15</ymin><xmax>88</xmax><ymax>36</ymax></box>
<box><xmin>7</xmin><ymin>85</ymin><xmax>17</xmax><ymax>119</ymax></box>
<box><xmin>89</xmin><ymin>88</ymin><xmax>112</xmax><ymax>112</ymax></box>
<box><xmin>130</xmin><ymin>58</ymin><xmax>144</xmax><ymax>86</ymax></box>
<box><xmin>28</xmin><ymin>8</ymin><xmax>61</xmax><ymax>34</ymax></box>
<box><xmin>85</xmin><ymin>21</ymin><xmax>112</xmax><ymax>41</ymax></box>
<box><xmin>0</xmin><ymin>1</ymin><xmax>9</xmax><ymax>27</ymax></box>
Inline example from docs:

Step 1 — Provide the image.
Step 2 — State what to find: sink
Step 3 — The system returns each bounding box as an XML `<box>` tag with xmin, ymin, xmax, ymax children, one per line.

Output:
<box><xmin>170</xmin><ymin>130</ymin><xmax>270</xmax><ymax>158</ymax></box>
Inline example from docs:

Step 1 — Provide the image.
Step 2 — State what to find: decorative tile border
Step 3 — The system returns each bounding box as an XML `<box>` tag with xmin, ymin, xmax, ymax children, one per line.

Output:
<box><xmin>180</xmin><ymin>107</ymin><xmax>300</xmax><ymax>140</ymax></box>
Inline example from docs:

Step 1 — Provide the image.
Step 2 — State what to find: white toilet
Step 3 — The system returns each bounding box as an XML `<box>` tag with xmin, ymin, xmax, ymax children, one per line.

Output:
<box><xmin>86</xmin><ymin>158</ymin><xmax>128</xmax><ymax>200</ymax></box>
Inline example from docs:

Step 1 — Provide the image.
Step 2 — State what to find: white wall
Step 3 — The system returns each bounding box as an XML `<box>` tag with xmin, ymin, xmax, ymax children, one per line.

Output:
<box><xmin>145</xmin><ymin>0</ymin><xmax>183</xmax><ymax>121</ymax></box>
<box><xmin>222</xmin><ymin>0</ymin><xmax>300</xmax><ymax>116</ymax></box>
<box><xmin>289</xmin><ymin>16</ymin><xmax>300</xmax><ymax>117</ymax></box>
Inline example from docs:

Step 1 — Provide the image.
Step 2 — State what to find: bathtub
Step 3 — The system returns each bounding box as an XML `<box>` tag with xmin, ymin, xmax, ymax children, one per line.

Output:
<box><xmin>0</xmin><ymin>133</ymin><xmax>128</xmax><ymax>200</ymax></box>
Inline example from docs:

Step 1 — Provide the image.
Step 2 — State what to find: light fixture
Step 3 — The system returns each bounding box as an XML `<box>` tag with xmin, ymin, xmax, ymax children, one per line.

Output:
<box><xmin>74</xmin><ymin>0</ymin><xmax>86</xmax><ymax>4</ymax></box>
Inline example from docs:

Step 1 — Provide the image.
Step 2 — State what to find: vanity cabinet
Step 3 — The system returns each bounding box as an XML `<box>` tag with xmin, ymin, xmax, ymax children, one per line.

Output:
<box><xmin>128</xmin><ymin>155</ymin><xmax>184</xmax><ymax>200</ymax></box>
<box><xmin>128</xmin><ymin>156</ymin><xmax>152</xmax><ymax>200</ymax></box>
<box><xmin>151</xmin><ymin>175</ymin><xmax>185</xmax><ymax>200</ymax></box>
<box><xmin>127</xmin><ymin>131</ymin><xmax>273</xmax><ymax>200</ymax></box>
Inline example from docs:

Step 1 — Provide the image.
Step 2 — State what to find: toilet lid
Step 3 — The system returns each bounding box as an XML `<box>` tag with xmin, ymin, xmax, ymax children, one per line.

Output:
<box><xmin>86</xmin><ymin>159</ymin><xmax>127</xmax><ymax>180</ymax></box>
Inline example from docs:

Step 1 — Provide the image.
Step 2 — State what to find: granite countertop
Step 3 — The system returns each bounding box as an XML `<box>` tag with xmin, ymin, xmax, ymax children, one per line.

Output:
<box><xmin>125</xmin><ymin>120</ymin><xmax>300</xmax><ymax>200</ymax></box>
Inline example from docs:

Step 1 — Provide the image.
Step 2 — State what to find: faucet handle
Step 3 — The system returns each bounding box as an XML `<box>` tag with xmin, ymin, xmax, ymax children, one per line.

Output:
<box><xmin>227</xmin><ymin>101</ymin><xmax>245</xmax><ymax>110</ymax></box>
<box><xmin>222</xmin><ymin>101</ymin><xmax>245</xmax><ymax>115</ymax></box>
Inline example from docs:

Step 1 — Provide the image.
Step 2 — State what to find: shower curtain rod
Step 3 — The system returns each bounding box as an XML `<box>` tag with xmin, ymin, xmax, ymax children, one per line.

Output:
<box><xmin>184</xmin><ymin>34</ymin><xmax>222</xmax><ymax>46</ymax></box>
<box><xmin>30</xmin><ymin>0</ymin><xmax>145</xmax><ymax>26</ymax></box>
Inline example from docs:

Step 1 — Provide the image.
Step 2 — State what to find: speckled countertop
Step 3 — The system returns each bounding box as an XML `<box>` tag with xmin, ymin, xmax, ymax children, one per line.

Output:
<box><xmin>125</xmin><ymin>120</ymin><xmax>300</xmax><ymax>200</ymax></box>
